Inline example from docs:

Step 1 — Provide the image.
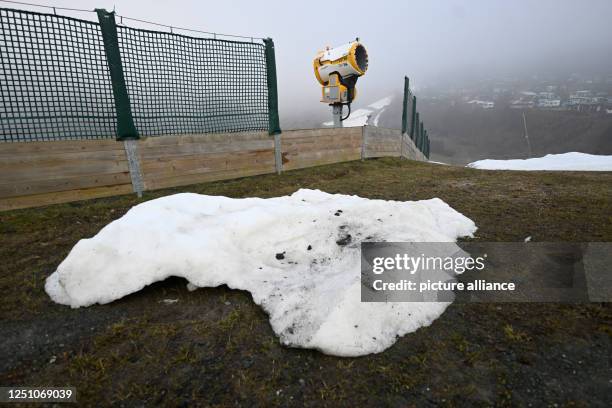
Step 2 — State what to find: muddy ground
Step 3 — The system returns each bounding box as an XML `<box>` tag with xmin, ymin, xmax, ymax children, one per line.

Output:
<box><xmin>1</xmin><ymin>158</ymin><xmax>611</xmax><ymax>407</ymax></box>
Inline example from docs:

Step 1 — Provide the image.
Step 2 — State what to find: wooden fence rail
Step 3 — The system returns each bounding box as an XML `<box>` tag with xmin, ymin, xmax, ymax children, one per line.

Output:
<box><xmin>0</xmin><ymin>126</ymin><xmax>426</xmax><ymax>211</ymax></box>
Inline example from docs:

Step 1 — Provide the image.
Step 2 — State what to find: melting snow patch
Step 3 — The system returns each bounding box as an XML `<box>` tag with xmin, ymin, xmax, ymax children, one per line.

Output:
<box><xmin>323</xmin><ymin>108</ymin><xmax>373</xmax><ymax>127</ymax></box>
<box><xmin>45</xmin><ymin>189</ymin><xmax>476</xmax><ymax>356</ymax></box>
<box><xmin>467</xmin><ymin>152</ymin><xmax>612</xmax><ymax>171</ymax></box>
<box><xmin>368</xmin><ymin>96</ymin><xmax>393</xmax><ymax>111</ymax></box>
<box><xmin>322</xmin><ymin>96</ymin><xmax>393</xmax><ymax>128</ymax></box>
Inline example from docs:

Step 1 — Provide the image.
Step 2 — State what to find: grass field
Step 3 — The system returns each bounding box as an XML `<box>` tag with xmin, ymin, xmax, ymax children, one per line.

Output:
<box><xmin>1</xmin><ymin>158</ymin><xmax>611</xmax><ymax>406</ymax></box>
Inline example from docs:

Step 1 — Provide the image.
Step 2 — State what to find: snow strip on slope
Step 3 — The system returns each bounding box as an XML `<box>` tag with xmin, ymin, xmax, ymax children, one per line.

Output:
<box><xmin>323</xmin><ymin>96</ymin><xmax>394</xmax><ymax>127</ymax></box>
<box><xmin>467</xmin><ymin>152</ymin><xmax>612</xmax><ymax>171</ymax></box>
<box><xmin>45</xmin><ymin>189</ymin><xmax>476</xmax><ymax>356</ymax></box>
<box><xmin>368</xmin><ymin>96</ymin><xmax>393</xmax><ymax>111</ymax></box>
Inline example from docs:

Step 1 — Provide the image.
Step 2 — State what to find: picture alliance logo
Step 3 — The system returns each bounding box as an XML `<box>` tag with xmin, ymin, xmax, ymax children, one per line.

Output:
<box><xmin>371</xmin><ymin>278</ymin><xmax>517</xmax><ymax>293</ymax></box>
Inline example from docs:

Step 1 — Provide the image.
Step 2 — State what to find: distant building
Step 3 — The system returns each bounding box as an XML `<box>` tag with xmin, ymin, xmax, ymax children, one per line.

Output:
<box><xmin>467</xmin><ymin>100</ymin><xmax>495</xmax><ymax>109</ymax></box>
<box><xmin>510</xmin><ymin>91</ymin><xmax>539</xmax><ymax>109</ymax></box>
<box><xmin>569</xmin><ymin>91</ymin><xmax>592</xmax><ymax>106</ymax></box>
<box><xmin>568</xmin><ymin>91</ymin><xmax>606</xmax><ymax>107</ymax></box>
<box><xmin>538</xmin><ymin>91</ymin><xmax>556</xmax><ymax>100</ymax></box>
<box><xmin>566</xmin><ymin>90</ymin><xmax>610</xmax><ymax>112</ymax></box>
<box><xmin>574</xmin><ymin>90</ymin><xmax>592</xmax><ymax>97</ymax></box>
<box><xmin>537</xmin><ymin>99</ymin><xmax>561</xmax><ymax>108</ymax></box>
<box><xmin>510</xmin><ymin>100</ymin><xmax>535</xmax><ymax>109</ymax></box>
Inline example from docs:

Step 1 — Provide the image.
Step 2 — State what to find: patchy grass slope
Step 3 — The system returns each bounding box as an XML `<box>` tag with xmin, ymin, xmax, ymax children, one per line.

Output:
<box><xmin>1</xmin><ymin>158</ymin><xmax>611</xmax><ymax>406</ymax></box>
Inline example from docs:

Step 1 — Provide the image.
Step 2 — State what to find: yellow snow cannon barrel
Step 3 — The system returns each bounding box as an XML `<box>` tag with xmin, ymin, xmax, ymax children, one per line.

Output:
<box><xmin>314</xmin><ymin>40</ymin><xmax>368</xmax><ymax>104</ymax></box>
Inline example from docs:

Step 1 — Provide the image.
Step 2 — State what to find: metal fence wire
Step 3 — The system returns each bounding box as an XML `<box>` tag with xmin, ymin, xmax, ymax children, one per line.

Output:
<box><xmin>0</xmin><ymin>8</ymin><xmax>117</xmax><ymax>141</ymax></box>
<box><xmin>0</xmin><ymin>7</ymin><xmax>280</xmax><ymax>142</ymax></box>
<box><xmin>117</xmin><ymin>26</ymin><xmax>269</xmax><ymax>137</ymax></box>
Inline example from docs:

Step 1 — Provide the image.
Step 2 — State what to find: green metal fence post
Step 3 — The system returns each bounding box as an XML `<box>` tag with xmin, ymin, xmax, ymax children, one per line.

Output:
<box><xmin>263</xmin><ymin>38</ymin><xmax>281</xmax><ymax>136</ymax></box>
<box><xmin>401</xmin><ymin>76</ymin><xmax>409</xmax><ymax>134</ymax></box>
<box><xmin>419</xmin><ymin>122</ymin><xmax>424</xmax><ymax>151</ymax></box>
<box><xmin>421</xmin><ymin>130</ymin><xmax>425</xmax><ymax>154</ymax></box>
<box><xmin>409</xmin><ymin>96</ymin><xmax>417</xmax><ymax>141</ymax></box>
<box><xmin>95</xmin><ymin>9</ymin><xmax>138</xmax><ymax>140</ymax></box>
<box><xmin>423</xmin><ymin>129</ymin><xmax>427</xmax><ymax>153</ymax></box>
<box><xmin>414</xmin><ymin>112</ymin><xmax>420</xmax><ymax>146</ymax></box>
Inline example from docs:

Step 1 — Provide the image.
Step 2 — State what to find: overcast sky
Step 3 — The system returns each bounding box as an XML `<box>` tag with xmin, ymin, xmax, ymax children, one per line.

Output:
<box><xmin>7</xmin><ymin>0</ymin><xmax>612</xmax><ymax>118</ymax></box>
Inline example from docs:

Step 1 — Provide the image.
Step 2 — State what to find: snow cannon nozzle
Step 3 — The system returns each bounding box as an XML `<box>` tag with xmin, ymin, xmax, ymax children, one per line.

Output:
<box><xmin>313</xmin><ymin>40</ymin><xmax>368</xmax><ymax>127</ymax></box>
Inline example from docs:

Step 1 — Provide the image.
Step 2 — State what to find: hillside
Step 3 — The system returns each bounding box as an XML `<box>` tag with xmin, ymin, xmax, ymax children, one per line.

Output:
<box><xmin>376</xmin><ymin>97</ymin><xmax>612</xmax><ymax>164</ymax></box>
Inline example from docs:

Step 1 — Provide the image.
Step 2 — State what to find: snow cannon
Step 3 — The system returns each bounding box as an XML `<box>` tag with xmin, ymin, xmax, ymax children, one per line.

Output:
<box><xmin>313</xmin><ymin>39</ymin><xmax>368</xmax><ymax>127</ymax></box>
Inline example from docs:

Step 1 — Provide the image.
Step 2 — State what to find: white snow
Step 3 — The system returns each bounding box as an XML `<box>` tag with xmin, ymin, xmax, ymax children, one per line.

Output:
<box><xmin>371</xmin><ymin>111</ymin><xmax>383</xmax><ymax>127</ymax></box>
<box><xmin>323</xmin><ymin>96</ymin><xmax>393</xmax><ymax>128</ymax></box>
<box><xmin>45</xmin><ymin>189</ymin><xmax>476</xmax><ymax>357</ymax></box>
<box><xmin>467</xmin><ymin>152</ymin><xmax>612</xmax><ymax>171</ymax></box>
<box><xmin>325</xmin><ymin>108</ymin><xmax>372</xmax><ymax>127</ymax></box>
<box><xmin>368</xmin><ymin>96</ymin><xmax>393</xmax><ymax>110</ymax></box>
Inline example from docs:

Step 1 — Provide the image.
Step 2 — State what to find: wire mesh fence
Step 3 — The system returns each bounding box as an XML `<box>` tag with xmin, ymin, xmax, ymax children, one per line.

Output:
<box><xmin>117</xmin><ymin>26</ymin><xmax>269</xmax><ymax>136</ymax></box>
<box><xmin>402</xmin><ymin>76</ymin><xmax>430</xmax><ymax>158</ymax></box>
<box><xmin>0</xmin><ymin>8</ymin><xmax>117</xmax><ymax>141</ymax></box>
<box><xmin>0</xmin><ymin>7</ymin><xmax>279</xmax><ymax>142</ymax></box>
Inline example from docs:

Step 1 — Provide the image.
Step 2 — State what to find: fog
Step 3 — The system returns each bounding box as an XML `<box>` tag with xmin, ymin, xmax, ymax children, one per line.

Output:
<box><xmin>8</xmin><ymin>0</ymin><xmax>612</xmax><ymax>125</ymax></box>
